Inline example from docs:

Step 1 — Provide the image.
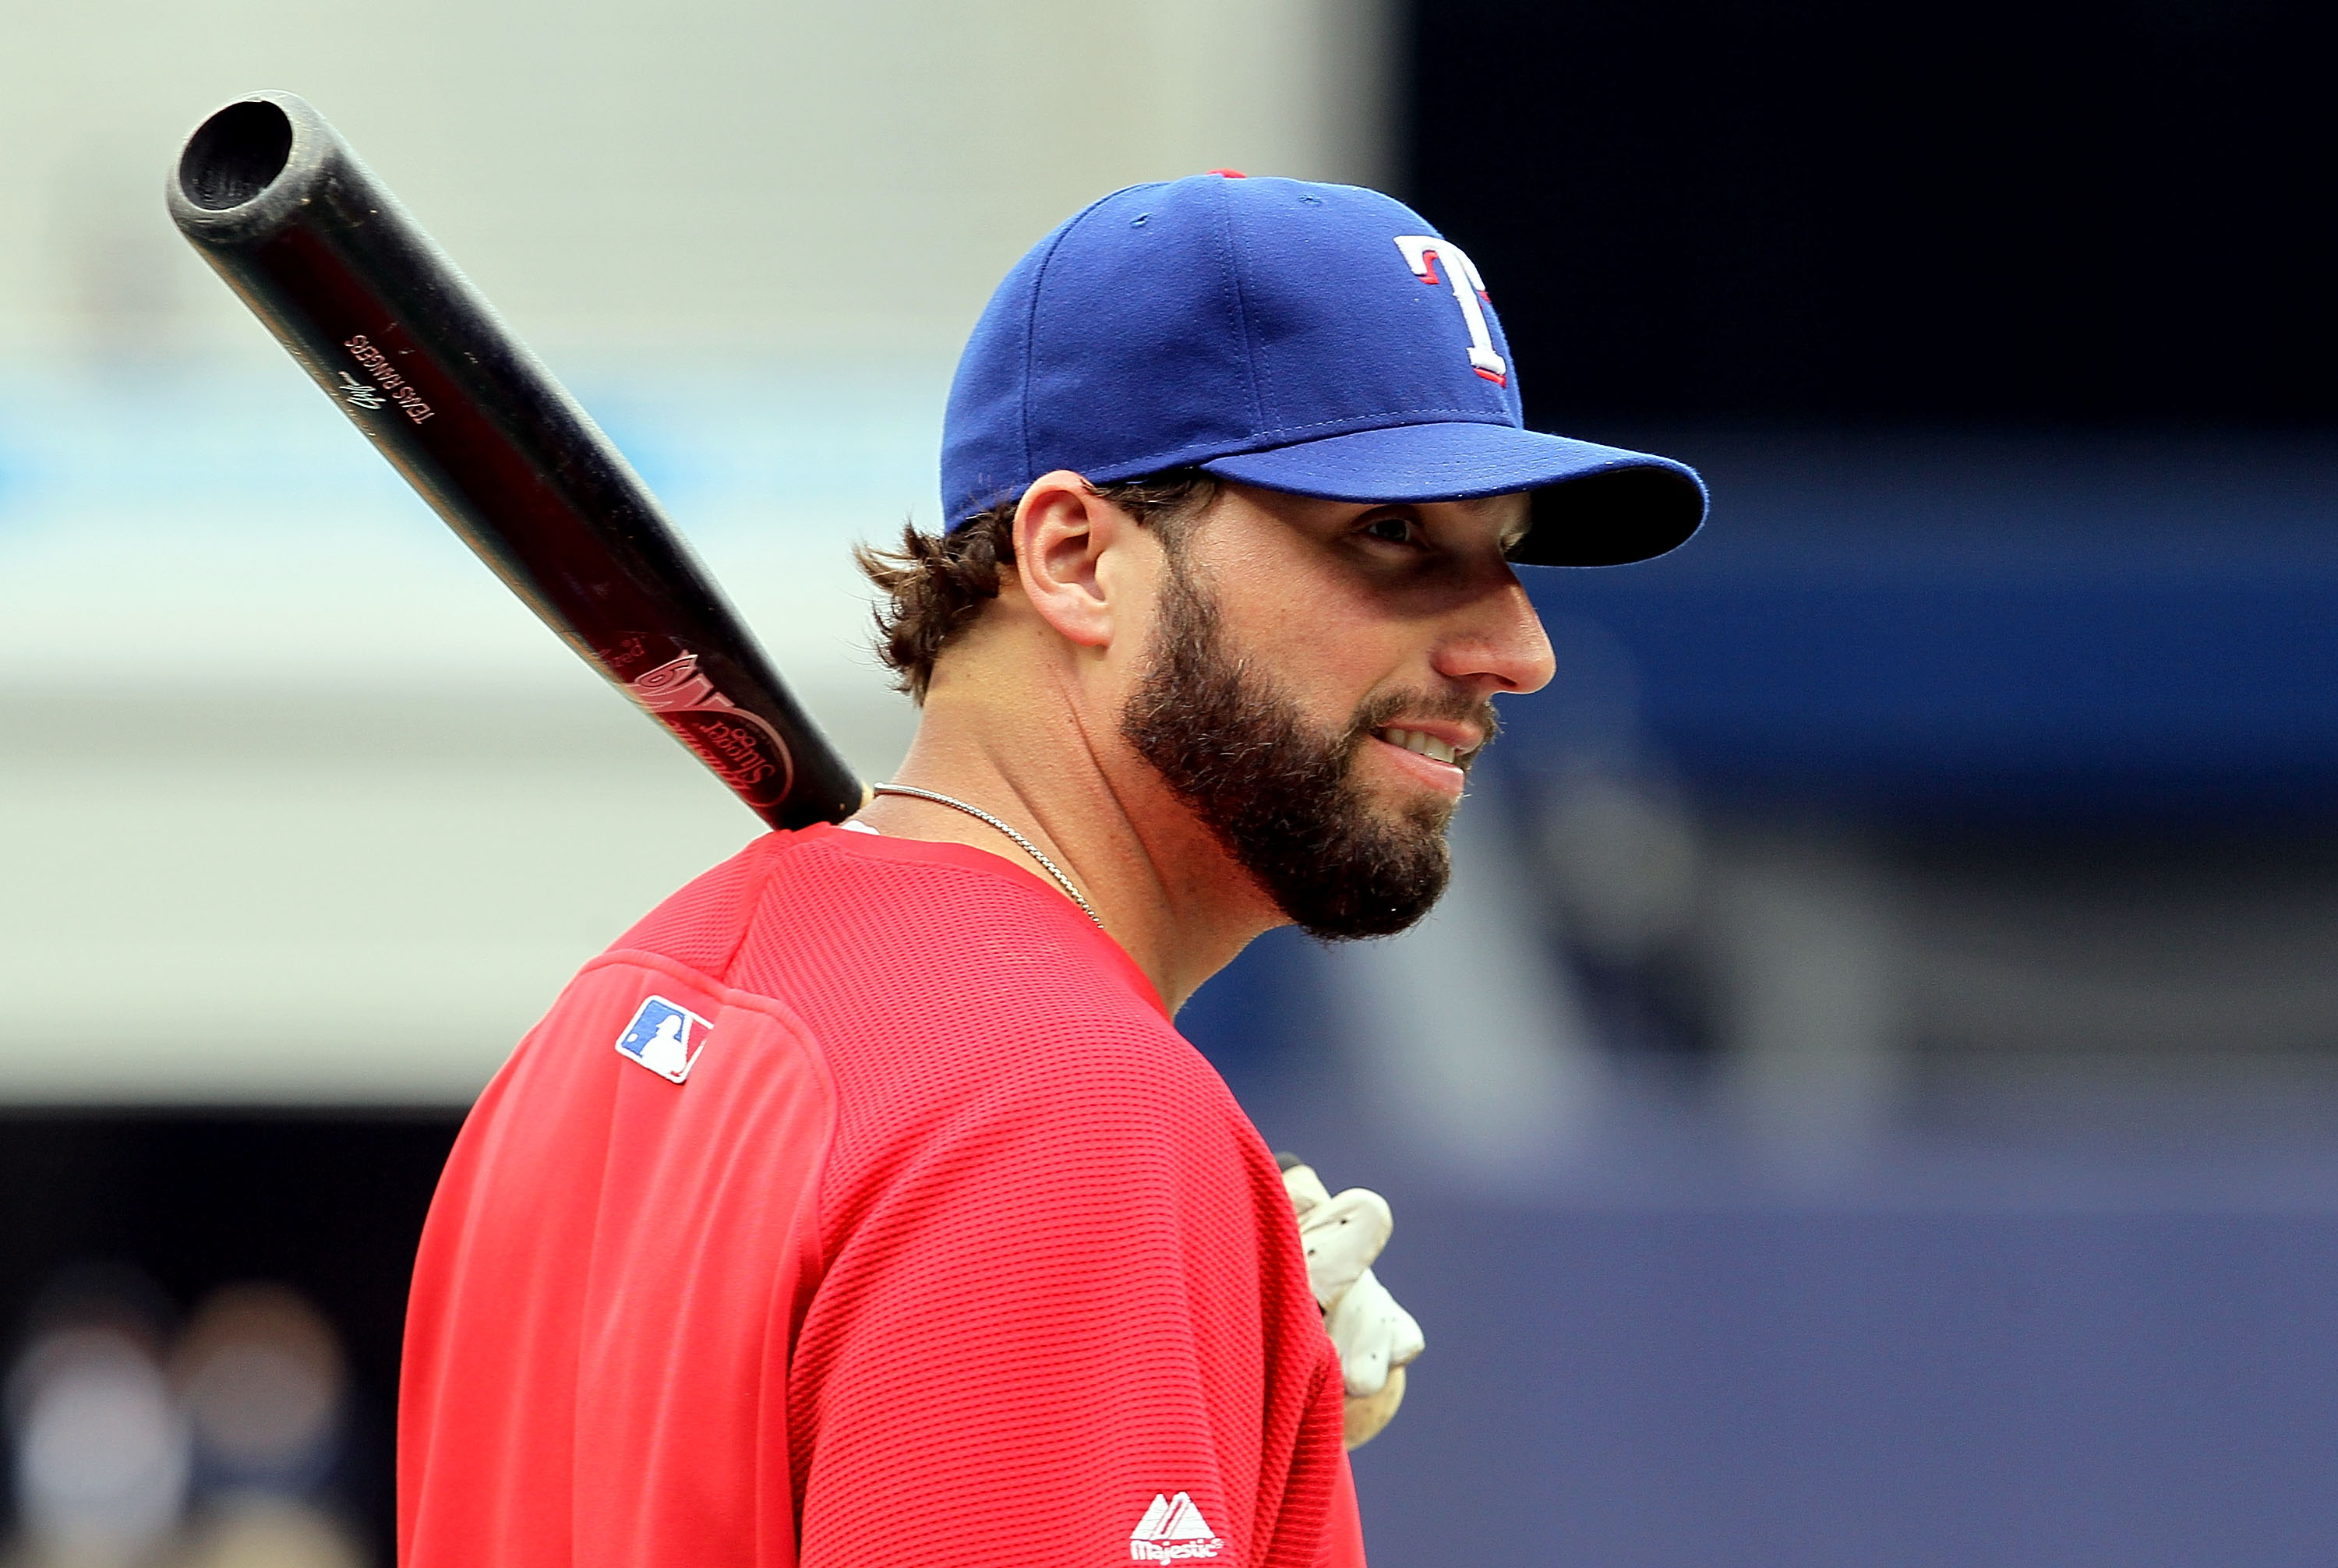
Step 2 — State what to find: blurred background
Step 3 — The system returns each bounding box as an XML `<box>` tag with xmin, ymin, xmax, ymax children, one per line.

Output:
<box><xmin>2</xmin><ymin>1</ymin><xmax>2336</xmax><ymax>1563</ymax></box>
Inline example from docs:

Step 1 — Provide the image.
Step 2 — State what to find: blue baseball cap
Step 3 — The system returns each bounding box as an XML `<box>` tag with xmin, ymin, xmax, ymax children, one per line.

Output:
<box><xmin>941</xmin><ymin>173</ymin><xmax>1705</xmax><ymax>567</ymax></box>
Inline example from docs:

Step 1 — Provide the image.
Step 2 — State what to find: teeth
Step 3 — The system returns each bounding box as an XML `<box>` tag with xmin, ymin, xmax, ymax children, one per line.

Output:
<box><xmin>1381</xmin><ymin>727</ymin><xmax>1459</xmax><ymax>765</ymax></box>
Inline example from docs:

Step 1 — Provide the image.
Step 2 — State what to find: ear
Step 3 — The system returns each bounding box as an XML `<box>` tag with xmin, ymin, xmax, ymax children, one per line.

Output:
<box><xmin>1010</xmin><ymin>470</ymin><xmax>1149</xmax><ymax>650</ymax></box>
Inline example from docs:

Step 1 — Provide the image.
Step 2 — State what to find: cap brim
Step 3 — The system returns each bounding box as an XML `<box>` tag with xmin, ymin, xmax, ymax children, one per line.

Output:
<box><xmin>1196</xmin><ymin>422</ymin><xmax>1707</xmax><ymax>567</ymax></box>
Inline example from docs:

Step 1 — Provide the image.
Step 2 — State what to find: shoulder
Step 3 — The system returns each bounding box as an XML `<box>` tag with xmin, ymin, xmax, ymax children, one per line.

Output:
<box><xmin>615</xmin><ymin>825</ymin><xmax>1154</xmax><ymax>1006</ymax></box>
<box><xmin>720</xmin><ymin>825</ymin><xmax>1171</xmax><ymax>1054</ymax></box>
<box><xmin>697</xmin><ymin>834</ymin><xmax>1277</xmax><ymax>1220</ymax></box>
<box><xmin>605</xmin><ymin>827</ymin><xmax>794</xmax><ymax>980</ymax></box>
<box><xmin>603</xmin><ymin>821</ymin><xmax>1259</xmax><ymax>1159</ymax></box>
<box><xmin>609</xmin><ymin>823</ymin><xmax>1223</xmax><ymax>1146</ymax></box>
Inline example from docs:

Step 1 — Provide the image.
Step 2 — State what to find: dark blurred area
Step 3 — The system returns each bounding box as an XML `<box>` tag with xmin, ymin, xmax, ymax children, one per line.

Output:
<box><xmin>1383</xmin><ymin>0</ymin><xmax>2338</xmax><ymax>1109</ymax></box>
<box><xmin>1411</xmin><ymin>0</ymin><xmax>2338</xmax><ymax>427</ymax></box>
<box><xmin>0</xmin><ymin>1118</ymin><xmax>457</xmax><ymax>1565</ymax></box>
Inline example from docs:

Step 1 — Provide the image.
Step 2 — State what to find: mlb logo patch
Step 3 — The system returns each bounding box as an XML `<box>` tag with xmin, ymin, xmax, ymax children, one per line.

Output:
<box><xmin>613</xmin><ymin>996</ymin><xmax>712</xmax><ymax>1084</ymax></box>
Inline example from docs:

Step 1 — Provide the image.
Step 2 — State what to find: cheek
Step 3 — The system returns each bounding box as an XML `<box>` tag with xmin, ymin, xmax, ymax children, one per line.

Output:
<box><xmin>1221</xmin><ymin>577</ymin><xmax>1407</xmax><ymax>717</ymax></box>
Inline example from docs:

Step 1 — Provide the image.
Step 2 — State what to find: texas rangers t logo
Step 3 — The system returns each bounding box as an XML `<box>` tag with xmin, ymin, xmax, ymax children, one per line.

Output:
<box><xmin>614</xmin><ymin>996</ymin><xmax>711</xmax><ymax>1083</ymax></box>
<box><xmin>1393</xmin><ymin>235</ymin><xmax>1507</xmax><ymax>386</ymax></box>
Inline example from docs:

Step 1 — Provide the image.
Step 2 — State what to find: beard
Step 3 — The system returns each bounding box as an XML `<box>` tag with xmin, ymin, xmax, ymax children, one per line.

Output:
<box><xmin>1120</xmin><ymin>550</ymin><xmax>1500</xmax><ymax>941</ymax></box>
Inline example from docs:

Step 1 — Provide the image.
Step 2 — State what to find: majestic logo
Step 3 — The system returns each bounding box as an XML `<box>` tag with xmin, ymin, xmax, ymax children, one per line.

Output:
<box><xmin>1393</xmin><ymin>235</ymin><xmax>1507</xmax><ymax>387</ymax></box>
<box><xmin>613</xmin><ymin>995</ymin><xmax>712</xmax><ymax>1083</ymax></box>
<box><xmin>1128</xmin><ymin>1493</ymin><xmax>1224</xmax><ymax>1562</ymax></box>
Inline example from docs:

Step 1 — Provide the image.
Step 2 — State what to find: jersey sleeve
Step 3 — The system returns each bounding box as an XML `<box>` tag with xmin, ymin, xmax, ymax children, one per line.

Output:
<box><xmin>786</xmin><ymin>1017</ymin><xmax>1349</xmax><ymax>1568</ymax></box>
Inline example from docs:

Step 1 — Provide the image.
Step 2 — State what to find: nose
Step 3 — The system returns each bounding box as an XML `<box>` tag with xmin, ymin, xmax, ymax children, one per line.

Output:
<box><xmin>1430</xmin><ymin>571</ymin><xmax>1556</xmax><ymax>695</ymax></box>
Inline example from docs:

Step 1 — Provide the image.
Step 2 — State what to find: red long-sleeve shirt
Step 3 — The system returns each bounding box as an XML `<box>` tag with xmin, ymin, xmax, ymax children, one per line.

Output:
<box><xmin>400</xmin><ymin>824</ymin><xmax>1364</xmax><ymax>1567</ymax></box>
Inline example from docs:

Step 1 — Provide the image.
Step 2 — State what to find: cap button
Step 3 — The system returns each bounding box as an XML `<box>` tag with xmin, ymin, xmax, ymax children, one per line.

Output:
<box><xmin>1206</xmin><ymin>168</ymin><xmax>1247</xmax><ymax>178</ymax></box>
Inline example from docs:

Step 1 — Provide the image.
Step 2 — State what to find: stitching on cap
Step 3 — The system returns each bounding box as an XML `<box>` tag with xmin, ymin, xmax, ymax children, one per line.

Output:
<box><xmin>1212</xmin><ymin>178</ymin><xmax>1269</xmax><ymax>434</ymax></box>
<box><xmin>1240</xmin><ymin>405</ymin><xmax>1512</xmax><ymax>438</ymax></box>
<box><xmin>1019</xmin><ymin>187</ymin><xmax>1138</xmax><ymax>487</ymax></box>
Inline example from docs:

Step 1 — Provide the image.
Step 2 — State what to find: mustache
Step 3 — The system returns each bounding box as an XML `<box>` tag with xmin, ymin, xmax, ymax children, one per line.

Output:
<box><xmin>1342</xmin><ymin>688</ymin><xmax>1504</xmax><ymax>771</ymax></box>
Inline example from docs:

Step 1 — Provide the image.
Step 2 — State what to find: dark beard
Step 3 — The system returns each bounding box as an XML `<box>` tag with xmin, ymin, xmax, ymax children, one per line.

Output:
<box><xmin>1120</xmin><ymin>553</ymin><xmax>1499</xmax><ymax>941</ymax></box>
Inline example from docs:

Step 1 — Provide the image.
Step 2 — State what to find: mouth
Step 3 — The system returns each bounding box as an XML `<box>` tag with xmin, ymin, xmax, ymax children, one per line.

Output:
<box><xmin>1365</xmin><ymin>725</ymin><xmax>1479</xmax><ymax>799</ymax></box>
<box><xmin>1372</xmin><ymin>726</ymin><xmax>1476</xmax><ymax>769</ymax></box>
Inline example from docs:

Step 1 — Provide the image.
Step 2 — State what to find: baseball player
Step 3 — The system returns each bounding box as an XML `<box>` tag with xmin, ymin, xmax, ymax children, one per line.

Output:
<box><xmin>397</xmin><ymin>172</ymin><xmax>1704</xmax><ymax>1568</ymax></box>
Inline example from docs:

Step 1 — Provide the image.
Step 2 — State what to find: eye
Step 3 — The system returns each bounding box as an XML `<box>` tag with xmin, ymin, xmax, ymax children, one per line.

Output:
<box><xmin>1359</xmin><ymin>514</ymin><xmax>1418</xmax><ymax>546</ymax></box>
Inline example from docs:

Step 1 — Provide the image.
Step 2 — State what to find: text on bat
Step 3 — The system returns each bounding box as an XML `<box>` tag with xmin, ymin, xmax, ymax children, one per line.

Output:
<box><xmin>343</xmin><ymin>334</ymin><xmax>435</xmax><ymax>424</ymax></box>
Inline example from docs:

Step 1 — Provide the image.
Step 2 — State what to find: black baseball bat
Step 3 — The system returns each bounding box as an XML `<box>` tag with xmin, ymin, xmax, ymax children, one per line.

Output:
<box><xmin>167</xmin><ymin>90</ymin><xmax>866</xmax><ymax>831</ymax></box>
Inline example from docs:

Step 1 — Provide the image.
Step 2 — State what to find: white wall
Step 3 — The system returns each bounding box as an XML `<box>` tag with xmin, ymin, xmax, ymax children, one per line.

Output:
<box><xmin>0</xmin><ymin>0</ymin><xmax>1396</xmax><ymax>359</ymax></box>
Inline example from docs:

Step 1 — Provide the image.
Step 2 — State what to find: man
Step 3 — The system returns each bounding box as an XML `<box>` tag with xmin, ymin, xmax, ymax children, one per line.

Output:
<box><xmin>397</xmin><ymin>172</ymin><xmax>1702</xmax><ymax>1568</ymax></box>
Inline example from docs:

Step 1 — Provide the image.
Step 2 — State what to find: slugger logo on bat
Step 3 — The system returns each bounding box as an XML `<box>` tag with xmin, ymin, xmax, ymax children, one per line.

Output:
<box><xmin>626</xmin><ymin>653</ymin><xmax>796</xmax><ymax>804</ymax></box>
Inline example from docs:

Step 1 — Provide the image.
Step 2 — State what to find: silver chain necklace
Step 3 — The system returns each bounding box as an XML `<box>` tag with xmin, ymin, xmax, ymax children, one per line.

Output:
<box><xmin>870</xmin><ymin>783</ymin><xmax>1104</xmax><ymax>931</ymax></box>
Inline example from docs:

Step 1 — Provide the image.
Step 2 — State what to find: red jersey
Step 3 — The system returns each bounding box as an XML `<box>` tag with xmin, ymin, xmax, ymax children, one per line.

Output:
<box><xmin>400</xmin><ymin>824</ymin><xmax>1365</xmax><ymax>1568</ymax></box>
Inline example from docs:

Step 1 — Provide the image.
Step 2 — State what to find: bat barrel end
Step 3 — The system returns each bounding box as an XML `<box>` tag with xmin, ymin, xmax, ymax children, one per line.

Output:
<box><xmin>168</xmin><ymin>91</ymin><xmax>337</xmax><ymax>245</ymax></box>
<box><xmin>177</xmin><ymin>98</ymin><xmax>294</xmax><ymax>211</ymax></box>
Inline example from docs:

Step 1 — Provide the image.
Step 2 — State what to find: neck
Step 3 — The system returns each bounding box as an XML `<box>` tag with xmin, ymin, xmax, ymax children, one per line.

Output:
<box><xmin>853</xmin><ymin>674</ymin><xmax>1280</xmax><ymax>1012</ymax></box>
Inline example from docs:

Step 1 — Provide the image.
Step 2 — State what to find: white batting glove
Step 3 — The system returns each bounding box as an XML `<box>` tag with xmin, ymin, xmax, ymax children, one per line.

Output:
<box><xmin>1280</xmin><ymin>1157</ymin><xmax>1425</xmax><ymax>1448</ymax></box>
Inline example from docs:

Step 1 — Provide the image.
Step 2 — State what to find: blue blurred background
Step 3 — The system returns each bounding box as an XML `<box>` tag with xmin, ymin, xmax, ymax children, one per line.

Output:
<box><xmin>2</xmin><ymin>2</ymin><xmax>2336</xmax><ymax>1563</ymax></box>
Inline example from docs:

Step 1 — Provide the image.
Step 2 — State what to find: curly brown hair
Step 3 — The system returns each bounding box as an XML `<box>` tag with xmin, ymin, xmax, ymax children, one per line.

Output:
<box><xmin>854</xmin><ymin>471</ymin><xmax>1218</xmax><ymax>701</ymax></box>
